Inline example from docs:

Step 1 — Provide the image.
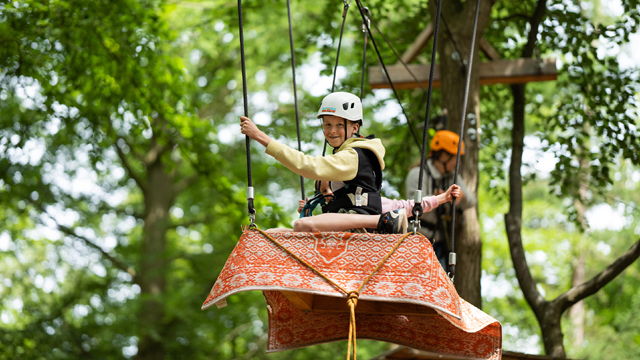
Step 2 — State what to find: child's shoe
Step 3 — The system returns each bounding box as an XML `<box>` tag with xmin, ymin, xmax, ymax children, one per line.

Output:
<box><xmin>377</xmin><ymin>209</ymin><xmax>408</xmax><ymax>234</ymax></box>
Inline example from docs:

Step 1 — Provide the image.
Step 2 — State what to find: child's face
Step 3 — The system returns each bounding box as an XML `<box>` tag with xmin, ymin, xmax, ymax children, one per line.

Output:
<box><xmin>433</xmin><ymin>151</ymin><xmax>457</xmax><ymax>174</ymax></box>
<box><xmin>322</xmin><ymin>115</ymin><xmax>359</xmax><ymax>148</ymax></box>
<box><xmin>319</xmin><ymin>181</ymin><xmax>334</xmax><ymax>201</ymax></box>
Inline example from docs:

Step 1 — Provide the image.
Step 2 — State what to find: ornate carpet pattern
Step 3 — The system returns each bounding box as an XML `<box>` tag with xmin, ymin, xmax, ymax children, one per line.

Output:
<box><xmin>203</xmin><ymin>230</ymin><xmax>501</xmax><ymax>359</ymax></box>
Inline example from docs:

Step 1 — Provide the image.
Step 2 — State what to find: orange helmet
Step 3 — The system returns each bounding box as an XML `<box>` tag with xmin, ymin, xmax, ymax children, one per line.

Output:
<box><xmin>430</xmin><ymin>130</ymin><xmax>465</xmax><ymax>155</ymax></box>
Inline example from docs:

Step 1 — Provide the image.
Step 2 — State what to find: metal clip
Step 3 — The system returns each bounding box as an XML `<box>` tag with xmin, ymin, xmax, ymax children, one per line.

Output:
<box><xmin>248</xmin><ymin>212</ymin><xmax>257</xmax><ymax>229</ymax></box>
<box><xmin>412</xmin><ymin>215</ymin><xmax>421</xmax><ymax>235</ymax></box>
<box><xmin>342</xmin><ymin>0</ymin><xmax>351</xmax><ymax>17</ymax></box>
<box><xmin>361</xmin><ymin>7</ymin><xmax>370</xmax><ymax>32</ymax></box>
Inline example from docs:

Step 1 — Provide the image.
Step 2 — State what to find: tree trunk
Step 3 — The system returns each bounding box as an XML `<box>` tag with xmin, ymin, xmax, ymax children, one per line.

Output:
<box><xmin>540</xmin><ymin>306</ymin><xmax>567</xmax><ymax>358</ymax></box>
<box><xmin>569</xmin><ymin>153</ymin><xmax>589</xmax><ymax>349</ymax></box>
<box><xmin>430</xmin><ymin>0</ymin><xmax>493</xmax><ymax>308</ymax></box>
<box><xmin>569</xmin><ymin>255</ymin><xmax>586</xmax><ymax>348</ymax></box>
<box><xmin>137</xmin><ymin>159</ymin><xmax>175</xmax><ymax>360</ymax></box>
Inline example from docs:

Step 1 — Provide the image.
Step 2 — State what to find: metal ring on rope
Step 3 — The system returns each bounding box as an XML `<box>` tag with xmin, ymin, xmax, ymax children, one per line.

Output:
<box><xmin>448</xmin><ymin>0</ymin><xmax>481</xmax><ymax>282</ymax></box>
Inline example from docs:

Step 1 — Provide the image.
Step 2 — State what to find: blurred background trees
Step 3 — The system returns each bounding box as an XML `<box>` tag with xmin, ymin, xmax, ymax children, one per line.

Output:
<box><xmin>1</xmin><ymin>0</ymin><xmax>639</xmax><ymax>359</ymax></box>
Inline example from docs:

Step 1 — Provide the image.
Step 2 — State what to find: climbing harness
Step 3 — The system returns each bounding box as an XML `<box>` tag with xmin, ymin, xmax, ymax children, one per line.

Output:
<box><xmin>299</xmin><ymin>192</ymin><xmax>326</xmax><ymax>218</ymax></box>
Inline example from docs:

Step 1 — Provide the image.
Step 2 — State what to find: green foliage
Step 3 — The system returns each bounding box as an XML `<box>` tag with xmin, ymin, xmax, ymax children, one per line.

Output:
<box><xmin>1</xmin><ymin>0</ymin><xmax>640</xmax><ymax>359</ymax></box>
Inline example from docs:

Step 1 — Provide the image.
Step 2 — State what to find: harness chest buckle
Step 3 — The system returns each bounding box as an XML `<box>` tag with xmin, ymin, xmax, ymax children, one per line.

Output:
<box><xmin>355</xmin><ymin>187</ymin><xmax>362</xmax><ymax>206</ymax></box>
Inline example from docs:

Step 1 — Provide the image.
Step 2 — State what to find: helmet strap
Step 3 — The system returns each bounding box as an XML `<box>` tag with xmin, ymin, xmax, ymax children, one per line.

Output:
<box><xmin>344</xmin><ymin>119</ymin><xmax>348</xmax><ymax>143</ymax></box>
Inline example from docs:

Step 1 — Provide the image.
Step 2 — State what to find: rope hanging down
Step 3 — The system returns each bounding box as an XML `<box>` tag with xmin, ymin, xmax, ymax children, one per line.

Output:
<box><xmin>449</xmin><ymin>0</ymin><xmax>481</xmax><ymax>282</ymax></box>
<box><xmin>287</xmin><ymin>0</ymin><xmax>305</xmax><ymax>199</ymax></box>
<box><xmin>237</xmin><ymin>0</ymin><xmax>256</xmax><ymax>227</ymax></box>
<box><xmin>353</xmin><ymin>0</ymin><xmax>421</xmax><ymax>152</ymax></box>
<box><xmin>359</xmin><ymin>7</ymin><xmax>370</xmax><ymax>100</ymax></box>
<box><xmin>323</xmin><ymin>0</ymin><xmax>352</xmax><ymax>157</ymax></box>
<box><xmin>254</xmin><ymin>228</ymin><xmax>412</xmax><ymax>360</ymax></box>
<box><xmin>412</xmin><ymin>0</ymin><xmax>443</xmax><ymax>230</ymax></box>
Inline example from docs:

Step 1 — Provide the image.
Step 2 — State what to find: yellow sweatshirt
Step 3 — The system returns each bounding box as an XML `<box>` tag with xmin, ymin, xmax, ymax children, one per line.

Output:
<box><xmin>265</xmin><ymin>137</ymin><xmax>386</xmax><ymax>181</ymax></box>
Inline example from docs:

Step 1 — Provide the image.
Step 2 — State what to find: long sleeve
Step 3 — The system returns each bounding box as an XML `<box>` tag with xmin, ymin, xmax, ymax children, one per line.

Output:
<box><xmin>265</xmin><ymin>139</ymin><xmax>359</xmax><ymax>181</ymax></box>
<box><xmin>381</xmin><ymin>196</ymin><xmax>439</xmax><ymax>214</ymax></box>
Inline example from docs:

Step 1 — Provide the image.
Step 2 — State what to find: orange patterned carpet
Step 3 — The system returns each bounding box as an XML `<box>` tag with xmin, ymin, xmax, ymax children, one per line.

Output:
<box><xmin>203</xmin><ymin>230</ymin><xmax>502</xmax><ymax>359</ymax></box>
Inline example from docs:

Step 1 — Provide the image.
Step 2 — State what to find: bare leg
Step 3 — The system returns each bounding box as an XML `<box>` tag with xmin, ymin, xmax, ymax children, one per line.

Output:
<box><xmin>293</xmin><ymin>213</ymin><xmax>379</xmax><ymax>232</ymax></box>
<box><xmin>265</xmin><ymin>228</ymin><xmax>293</xmax><ymax>233</ymax></box>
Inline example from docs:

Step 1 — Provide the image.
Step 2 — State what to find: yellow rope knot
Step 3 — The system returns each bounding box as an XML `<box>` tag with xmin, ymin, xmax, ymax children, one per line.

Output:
<box><xmin>346</xmin><ymin>291</ymin><xmax>360</xmax><ymax>360</ymax></box>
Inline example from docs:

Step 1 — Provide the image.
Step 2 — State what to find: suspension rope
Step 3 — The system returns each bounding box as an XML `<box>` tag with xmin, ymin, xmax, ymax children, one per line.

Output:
<box><xmin>287</xmin><ymin>0</ymin><xmax>305</xmax><ymax>199</ymax></box>
<box><xmin>237</xmin><ymin>0</ymin><xmax>256</xmax><ymax>227</ymax></box>
<box><xmin>449</xmin><ymin>0</ymin><xmax>481</xmax><ymax>282</ymax></box>
<box><xmin>368</xmin><ymin>16</ymin><xmax>427</xmax><ymax>94</ymax></box>
<box><xmin>441</xmin><ymin>13</ymin><xmax>466</xmax><ymax>75</ymax></box>
<box><xmin>254</xmin><ymin>228</ymin><xmax>413</xmax><ymax>360</ymax></box>
<box><xmin>411</xmin><ymin>0</ymin><xmax>443</xmax><ymax>233</ymax></box>
<box><xmin>324</xmin><ymin>0</ymin><xmax>352</xmax><ymax>157</ymax></box>
<box><xmin>354</xmin><ymin>0</ymin><xmax>421</xmax><ymax>152</ymax></box>
<box><xmin>332</xmin><ymin>0</ymin><xmax>352</xmax><ymax>92</ymax></box>
<box><xmin>359</xmin><ymin>8</ymin><xmax>370</xmax><ymax>100</ymax></box>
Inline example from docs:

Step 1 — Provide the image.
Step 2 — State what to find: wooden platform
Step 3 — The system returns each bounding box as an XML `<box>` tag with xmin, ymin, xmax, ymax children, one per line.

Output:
<box><xmin>369</xmin><ymin>58</ymin><xmax>558</xmax><ymax>90</ymax></box>
<box><xmin>368</xmin><ymin>346</ymin><xmax>576</xmax><ymax>360</ymax></box>
<box><xmin>280</xmin><ymin>291</ymin><xmax>439</xmax><ymax>316</ymax></box>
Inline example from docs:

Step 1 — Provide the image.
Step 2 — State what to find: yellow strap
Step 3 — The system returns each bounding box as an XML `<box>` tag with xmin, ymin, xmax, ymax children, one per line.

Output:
<box><xmin>254</xmin><ymin>229</ymin><xmax>413</xmax><ymax>360</ymax></box>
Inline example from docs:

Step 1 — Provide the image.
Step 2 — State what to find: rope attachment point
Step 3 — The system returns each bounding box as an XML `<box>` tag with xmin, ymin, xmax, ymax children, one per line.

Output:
<box><xmin>411</xmin><ymin>190</ymin><xmax>423</xmax><ymax>234</ymax></box>
<box><xmin>448</xmin><ymin>253</ymin><xmax>457</xmax><ymax>282</ymax></box>
<box><xmin>247</xmin><ymin>187</ymin><xmax>256</xmax><ymax>229</ymax></box>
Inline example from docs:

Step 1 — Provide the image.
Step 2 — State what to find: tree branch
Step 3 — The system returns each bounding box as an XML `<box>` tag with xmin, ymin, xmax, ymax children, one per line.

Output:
<box><xmin>522</xmin><ymin>0</ymin><xmax>548</xmax><ymax>58</ymax></box>
<box><xmin>115</xmin><ymin>142</ymin><xmax>147</xmax><ymax>192</ymax></box>
<box><xmin>174</xmin><ymin>174</ymin><xmax>199</xmax><ymax>194</ymax></box>
<box><xmin>495</xmin><ymin>13</ymin><xmax>530</xmax><ymax>23</ymax></box>
<box><xmin>48</xmin><ymin>217</ymin><xmax>138</xmax><ymax>282</ymax></box>
<box><xmin>505</xmin><ymin>83</ymin><xmax>547</xmax><ymax>315</ymax></box>
<box><xmin>168</xmin><ymin>214</ymin><xmax>214</xmax><ymax>229</ymax></box>
<box><xmin>557</xmin><ymin>238</ymin><xmax>640</xmax><ymax>312</ymax></box>
<box><xmin>143</xmin><ymin>142</ymin><xmax>166</xmax><ymax>166</ymax></box>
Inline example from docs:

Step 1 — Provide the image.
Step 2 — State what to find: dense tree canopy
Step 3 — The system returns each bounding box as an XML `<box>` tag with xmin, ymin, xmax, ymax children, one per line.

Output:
<box><xmin>1</xmin><ymin>0</ymin><xmax>639</xmax><ymax>359</ymax></box>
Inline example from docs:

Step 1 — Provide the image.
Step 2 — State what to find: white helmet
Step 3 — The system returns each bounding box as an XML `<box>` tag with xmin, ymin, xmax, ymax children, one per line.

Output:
<box><xmin>317</xmin><ymin>92</ymin><xmax>363</xmax><ymax>124</ymax></box>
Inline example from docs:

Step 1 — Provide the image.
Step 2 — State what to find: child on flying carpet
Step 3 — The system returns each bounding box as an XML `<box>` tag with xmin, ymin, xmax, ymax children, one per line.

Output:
<box><xmin>240</xmin><ymin>91</ymin><xmax>406</xmax><ymax>233</ymax></box>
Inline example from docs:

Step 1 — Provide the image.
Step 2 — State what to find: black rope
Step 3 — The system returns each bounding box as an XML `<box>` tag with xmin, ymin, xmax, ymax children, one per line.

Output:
<box><xmin>324</xmin><ymin>0</ymin><xmax>352</xmax><ymax>157</ymax></box>
<box><xmin>368</xmin><ymin>16</ymin><xmax>427</xmax><ymax>94</ymax></box>
<box><xmin>287</xmin><ymin>0</ymin><xmax>305</xmax><ymax>199</ymax></box>
<box><xmin>413</xmin><ymin>0</ymin><xmax>443</xmax><ymax>221</ymax></box>
<box><xmin>331</xmin><ymin>0</ymin><xmax>352</xmax><ymax>92</ymax></box>
<box><xmin>354</xmin><ymin>0</ymin><xmax>421</xmax><ymax>152</ymax></box>
<box><xmin>360</xmin><ymin>11</ymin><xmax>369</xmax><ymax>100</ymax></box>
<box><xmin>237</xmin><ymin>0</ymin><xmax>255</xmax><ymax>219</ymax></box>
<box><xmin>449</xmin><ymin>0</ymin><xmax>481</xmax><ymax>281</ymax></box>
<box><xmin>441</xmin><ymin>13</ymin><xmax>466</xmax><ymax>75</ymax></box>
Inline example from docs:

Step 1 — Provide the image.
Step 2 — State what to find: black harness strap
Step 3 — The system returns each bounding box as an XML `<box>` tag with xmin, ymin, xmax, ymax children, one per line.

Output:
<box><xmin>287</xmin><ymin>0</ymin><xmax>305</xmax><ymax>199</ymax></box>
<box><xmin>449</xmin><ymin>0</ymin><xmax>481</xmax><ymax>281</ymax></box>
<box><xmin>237</xmin><ymin>0</ymin><xmax>255</xmax><ymax>226</ymax></box>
